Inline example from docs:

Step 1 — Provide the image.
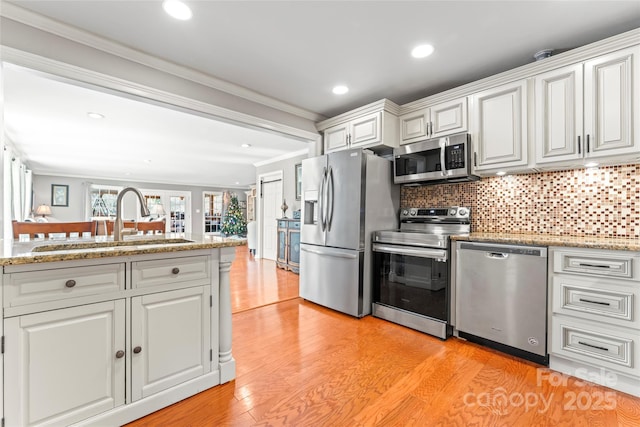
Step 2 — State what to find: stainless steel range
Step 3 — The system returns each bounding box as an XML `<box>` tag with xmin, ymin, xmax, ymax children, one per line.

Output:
<box><xmin>372</xmin><ymin>207</ymin><xmax>470</xmax><ymax>339</ymax></box>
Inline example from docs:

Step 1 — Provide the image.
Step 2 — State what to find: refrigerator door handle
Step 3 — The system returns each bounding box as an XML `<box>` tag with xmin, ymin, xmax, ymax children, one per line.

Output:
<box><xmin>327</xmin><ymin>166</ymin><xmax>335</xmax><ymax>231</ymax></box>
<box><xmin>301</xmin><ymin>246</ymin><xmax>359</xmax><ymax>259</ymax></box>
<box><xmin>319</xmin><ymin>167</ymin><xmax>327</xmax><ymax>231</ymax></box>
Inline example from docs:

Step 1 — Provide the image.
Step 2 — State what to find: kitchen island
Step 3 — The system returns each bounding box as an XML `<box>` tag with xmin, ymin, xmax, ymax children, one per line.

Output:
<box><xmin>0</xmin><ymin>234</ymin><xmax>245</xmax><ymax>426</ymax></box>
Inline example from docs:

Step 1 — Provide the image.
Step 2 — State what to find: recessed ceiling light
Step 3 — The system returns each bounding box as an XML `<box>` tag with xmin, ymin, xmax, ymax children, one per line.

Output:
<box><xmin>87</xmin><ymin>112</ymin><xmax>104</xmax><ymax>119</ymax></box>
<box><xmin>496</xmin><ymin>171</ymin><xmax>507</xmax><ymax>176</ymax></box>
<box><xmin>163</xmin><ymin>0</ymin><xmax>192</xmax><ymax>20</ymax></box>
<box><xmin>235</xmin><ymin>181</ymin><xmax>240</xmax><ymax>185</ymax></box>
<box><xmin>411</xmin><ymin>44</ymin><xmax>435</xmax><ymax>59</ymax></box>
<box><xmin>332</xmin><ymin>85</ymin><xmax>349</xmax><ymax>95</ymax></box>
<box><xmin>241</xmin><ymin>143</ymin><xmax>252</xmax><ymax>148</ymax></box>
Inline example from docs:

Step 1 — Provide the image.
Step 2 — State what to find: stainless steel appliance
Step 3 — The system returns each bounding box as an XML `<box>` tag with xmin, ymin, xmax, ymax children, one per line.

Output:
<box><xmin>455</xmin><ymin>242</ymin><xmax>548</xmax><ymax>365</ymax></box>
<box><xmin>393</xmin><ymin>133</ymin><xmax>478</xmax><ymax>185</ymax></box>
<box><xmin>372</xmin><ymin>207</ymin><xmax>470</xmax><ymax>339</ymax></box>
<box><xmin>300</xmin><ymin>148</ymin><xmax>399</xmax><ymax>317</ymax></box>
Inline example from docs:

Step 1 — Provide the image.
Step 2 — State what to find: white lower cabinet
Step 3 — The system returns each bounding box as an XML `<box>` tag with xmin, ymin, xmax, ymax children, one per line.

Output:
<box><xmin>5</xmin><ymin>300</ymin><xmax>126</xmax><ymax>427</ymax></box>
<box><xmin>131</xmin><ymin>286</ymin><xmax>211</xmax><ymax>401</ymax></box>
<box><xmin>549</xmin><ymin>247</ymin><xmax>640</xmax><ymax>397</ymax></box>
<box><xmin>1</xmin><ymin>248</ymin><xmax>233</xmax><ymax>426</ymax></box>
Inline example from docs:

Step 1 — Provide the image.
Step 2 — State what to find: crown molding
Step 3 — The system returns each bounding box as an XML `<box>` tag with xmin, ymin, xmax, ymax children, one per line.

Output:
<box><xmin>315</xmin><ymin>98</ymin><xmax>400</xmax><ymax>131</ymax></box>
<box><xmin>400</xmin><ymin>27</ymin><xmax>640</xmax><ymax>114</ymax></box>
<box><xmin>0</xmin><ymin>3</ymin><xmax>325</xmax><ymax>123</ymax></box>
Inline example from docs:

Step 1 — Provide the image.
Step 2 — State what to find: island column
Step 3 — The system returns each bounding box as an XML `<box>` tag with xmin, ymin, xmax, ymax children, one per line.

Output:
<box><xmin>218</xmin><ymin>246</ymin><xmax>236</xmax><ymax>382</ymax></box>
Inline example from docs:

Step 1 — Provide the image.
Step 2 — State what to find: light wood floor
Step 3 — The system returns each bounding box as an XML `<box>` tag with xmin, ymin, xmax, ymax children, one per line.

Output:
<box><xmin>127</xmin><ymin>247</ymin><xmax>640</xmax><ymax>426</ymax></box>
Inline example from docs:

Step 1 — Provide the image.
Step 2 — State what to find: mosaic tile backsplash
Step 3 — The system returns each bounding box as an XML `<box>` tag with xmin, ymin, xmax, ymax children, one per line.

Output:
<box><xmin>400</xmin><ymin>164</ymin><xmax>639</xmax><ymax>238</ymax></box>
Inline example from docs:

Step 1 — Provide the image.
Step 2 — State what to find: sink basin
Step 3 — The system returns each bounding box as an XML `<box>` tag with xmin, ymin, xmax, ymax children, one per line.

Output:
<box><xmin>32</xmin><ymin>238</ymin><xmax>195</xmax><ymax>252</ymax></box>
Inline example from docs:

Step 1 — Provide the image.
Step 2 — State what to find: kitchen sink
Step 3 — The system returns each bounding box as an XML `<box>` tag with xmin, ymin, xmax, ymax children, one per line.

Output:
<box><xmin>32</xmin><ymin>238</ymin><xmax>195</xmax><ymax>252</ymax></box>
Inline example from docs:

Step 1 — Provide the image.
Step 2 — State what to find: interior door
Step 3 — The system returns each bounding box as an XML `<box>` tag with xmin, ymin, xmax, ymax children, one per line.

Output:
<box><xmin>325</xmin><ymin>149</ymin><xmax>364</xmax><ymax>250</ymax></box>
<box><xmin>261</xmin><ymin>179</ymin><xmax>282</xmax><ymax>260</ymax></box>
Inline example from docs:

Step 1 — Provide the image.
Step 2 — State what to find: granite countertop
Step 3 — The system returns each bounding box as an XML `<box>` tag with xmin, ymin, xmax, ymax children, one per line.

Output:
<box><xmin>1</xmin><ymin>233</ymin><xmax>246</xmax><ymax>266</ymax></box>
<box><xmin>452</xmin><ymin>233</ymin><xmax>640</xmax><ymax>251</ymax></box>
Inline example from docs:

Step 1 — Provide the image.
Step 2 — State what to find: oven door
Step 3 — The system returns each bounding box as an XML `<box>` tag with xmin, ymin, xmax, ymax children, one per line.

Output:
<box><xmin>372</xmin><ymin>243</ymin><xmax>449</xmax><ymax>321</ymax></box>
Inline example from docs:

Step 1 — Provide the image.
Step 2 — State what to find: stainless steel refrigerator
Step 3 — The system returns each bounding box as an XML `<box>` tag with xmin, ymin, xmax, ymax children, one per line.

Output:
<box><xmin>300</xmin><ymin>148</ymin><xmax>398</xmax><ymax>317</ymax></box>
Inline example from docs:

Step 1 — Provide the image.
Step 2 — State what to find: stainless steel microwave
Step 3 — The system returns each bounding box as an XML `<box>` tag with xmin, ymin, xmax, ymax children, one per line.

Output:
<box><xmin>393</xmin><ymin>133</ymin><xmax>478</xmax><ymax>185</ymax></box>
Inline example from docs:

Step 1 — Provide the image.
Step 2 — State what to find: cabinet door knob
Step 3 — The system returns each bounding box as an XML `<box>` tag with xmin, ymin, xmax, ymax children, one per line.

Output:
<box><xmin>171</xmin><ymin>267</ymin><xmax>180</xmax><ymax>275</ymax></box>
<box><xmin>65</xmin><ymin>279</ymin><xmax>76</xmax><ymax>288</ymax></box>
<box><xmin>115</xmin><ymin>350</ymin><xmax>125</xmax><ymax>359</ymax></box>
<box><xmin>133</xmin><ymin>346</ymin><xmax>142</xmax><ymax>354</ymax></box>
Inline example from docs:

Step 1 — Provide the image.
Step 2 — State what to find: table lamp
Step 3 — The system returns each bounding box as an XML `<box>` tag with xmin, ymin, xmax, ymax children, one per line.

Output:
<box><xmin>35</xmin><ymin>204</ymin><xmax>52</xmax><ymax>219</ymax></box>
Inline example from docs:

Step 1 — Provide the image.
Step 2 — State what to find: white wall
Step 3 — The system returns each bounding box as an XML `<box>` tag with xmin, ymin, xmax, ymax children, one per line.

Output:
<box><xmin>255</xmin><ymin>153</ymin><xmax>309</xmax><ymax>215</ymax></box>
<box><xmin>32</xmin><ymin>174</ymin><xmax>246</xmax><ymax>236</ymax></box>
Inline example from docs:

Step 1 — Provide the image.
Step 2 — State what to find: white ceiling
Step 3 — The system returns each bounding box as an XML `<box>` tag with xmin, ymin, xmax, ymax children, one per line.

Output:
<box><xmin>3</xmin><ymin>1</ymin><xmax>640</xmax><ymax>187</ymax></box>
<box><xmin>3</xmin><ymin>64</ymin><xmax>309</xmax><ymax>188</ymax></box>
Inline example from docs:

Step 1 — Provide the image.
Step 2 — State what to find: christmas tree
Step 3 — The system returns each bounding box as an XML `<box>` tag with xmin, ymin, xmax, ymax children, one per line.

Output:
<box><xmin>220</xmin><ymin>194</ymin><xmax>247</xmax><ymax>236</ymax></box>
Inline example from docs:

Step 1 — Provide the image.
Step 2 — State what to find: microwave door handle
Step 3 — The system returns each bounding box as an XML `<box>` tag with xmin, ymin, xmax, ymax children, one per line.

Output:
<box><xmin>440</xmin><ymin>138</ymin><xmax>447</xmax><ymax>176</ymax></box>
<box><xmin>327</xmin><ymin>166</ymin><xmax>334</xmax><ymax>231</ymax></box>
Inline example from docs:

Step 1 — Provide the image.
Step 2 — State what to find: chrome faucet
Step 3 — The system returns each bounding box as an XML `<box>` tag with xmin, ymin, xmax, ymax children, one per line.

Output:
<box><xmin>114</xmin><ymin>187</ymin><xmax>151</xmax><ymax>241</ymax></box>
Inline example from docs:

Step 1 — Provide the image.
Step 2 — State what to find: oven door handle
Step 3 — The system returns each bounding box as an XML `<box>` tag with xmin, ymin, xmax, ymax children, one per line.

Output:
<box><xmin>373</xmin><ymin>243</ymin><xmax>447</xmax><ymax>260</ymax></box>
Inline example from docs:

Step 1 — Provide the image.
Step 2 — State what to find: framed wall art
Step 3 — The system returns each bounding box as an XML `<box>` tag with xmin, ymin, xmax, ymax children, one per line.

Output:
<box><xmin>51</xmin><ymin>184</ymin><xmax>69</xmax><ymax>207</ymax></box>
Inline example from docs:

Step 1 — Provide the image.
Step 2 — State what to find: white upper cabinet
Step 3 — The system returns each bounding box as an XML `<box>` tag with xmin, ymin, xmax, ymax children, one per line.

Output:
<box><xmin>399</xmin><ymin>97</ymin><xmax>468</xmax><ymax>145</ymax></box>
<box><xmin>324</xmin><ymin>122</ymin><xmax>350</xmax><ymax>152</ymax></box>
<box><xmin>534</xmin><ymin>63</ymin><xmax>583</xmax><ymax>164</ymax></box>
<box><xmin>584</xmin><ymin>46</ymin><xmax>639</xmax><ymax>159</ymax></box>
<box><xmin>535</xmin><ymin>46</ymin><xmax>640</xmax><ymax>166</ymax></box>
<box><xmin>318</xmin><ymin>99</ymin><xmax>399</xmax><ymax>153</ymax></box>
<box><xmin>350</xmin><ymin>111</ymin><xmax>382</xmax><ymax>147</ymax></box>
<box><xmin>471</xmin><ymin>79</ymin><xmax>529</xmax><ymax>171</ymax></box>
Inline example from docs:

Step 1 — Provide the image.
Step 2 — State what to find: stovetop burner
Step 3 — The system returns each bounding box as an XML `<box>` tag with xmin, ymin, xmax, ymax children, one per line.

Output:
<box><xmin>373</xmin><ymin>206</ymin><xmax>471</xmax><ymax>249</ymax></box>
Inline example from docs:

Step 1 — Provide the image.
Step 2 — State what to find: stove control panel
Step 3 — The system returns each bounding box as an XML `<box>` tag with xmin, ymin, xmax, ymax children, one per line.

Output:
<box><xmin>401</xmin><ymin>206</ymin><xmax>470</xmax><ymax>221</ymax></box>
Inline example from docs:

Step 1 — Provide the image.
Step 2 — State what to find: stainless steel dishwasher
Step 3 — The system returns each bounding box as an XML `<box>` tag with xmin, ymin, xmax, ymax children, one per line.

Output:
<box><xmin>455</xmin><ymin>241</ymin><xmax>548</xmax><ymax>364</ymax></box>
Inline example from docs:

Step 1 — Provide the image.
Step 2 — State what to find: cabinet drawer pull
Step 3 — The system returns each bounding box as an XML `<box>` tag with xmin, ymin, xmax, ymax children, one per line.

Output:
<box><xmin>171</xmin><ymin>267</ymin><xmax>180</xmax><ymax>275</ymax></box>
<box><xmin>115</xmin><ymin>350</ymin><xmax>125</xmax><ymax>359</ymax></box>
<box><xmin>578</xmin><ymin>263</ymin><xmax>611</xmax><ymax>269</ymax></box>
<box><xmin>586</xmin><ymin>134</ymin><xmax>590</xmax><ymax>152</ymax></box>
<box><xmin>578</xmin><ymin>341</ymin><xmax>608</xmax><ymax>352</ymax></box>
<box><xmin>578</xmin><ymin>298</ymin><xmax>610</xmax><ymax>306</ymax></box>
<box><xmin>65</xmin><ymin>279</ymin><xmax>77</xmax><ymax>288</ymax></box>
<box><xmin>133</xmin><ymin>346</ymin><xmax>142</xmax><ymax>354</ymax></box>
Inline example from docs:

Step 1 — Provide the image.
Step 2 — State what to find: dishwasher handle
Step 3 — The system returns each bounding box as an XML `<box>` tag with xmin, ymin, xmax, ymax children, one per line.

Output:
<box><xmin>459</xmin><ymin>242</ymin><xmax>547</xmax><ymax>257</ymax></box>
<box><xmin>486</xmin><ymin>252</ymin><xmax>508</xmax><ymax>259</ymax></box>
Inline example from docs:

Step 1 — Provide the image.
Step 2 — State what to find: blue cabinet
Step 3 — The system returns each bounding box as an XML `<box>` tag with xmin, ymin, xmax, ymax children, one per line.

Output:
<box><xmin>276</xmin><ymin>219</ymin><xmax>300</xmax><ymax>274</ymax></box>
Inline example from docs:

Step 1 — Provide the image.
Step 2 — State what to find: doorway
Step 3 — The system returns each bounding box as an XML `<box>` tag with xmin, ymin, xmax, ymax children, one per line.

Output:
<box><xmin>203</xmin><ymin>192</ymin><xmax>223</xmax><ymax>234</ymax></box>
<box><xmin>258</xmin><ymin>172</ymin><xmax>283</xmax><ymax>261</ymax></box>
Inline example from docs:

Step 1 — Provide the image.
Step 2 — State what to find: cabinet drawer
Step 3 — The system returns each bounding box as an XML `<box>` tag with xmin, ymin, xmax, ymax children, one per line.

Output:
<box><xmin>554</xmin><ymin>250</ymin><xmax>638</xmax><ymax>280</ymax></box>
<box><xmin>552</xmin><ymin>276</ymin><xmax>638</xmax><ymax>328</ymax></box>
<box><xmin>132</xmin><ymin>255</ymin><xmax>210</xmax><ymax>289</ymax></box>
<box><xmin>552</xmin><ymin>316</ymin><xmax>639</xmax><ymax>377</ymax></box>
<box><xmin>4</xmin><ymin>263</ymin><xmax>125</xmax><ymax>309</ymax></box>
<box><xmin>278</xmin><ymin>220</ymin><xmax>288</xmax><ymax>228</ymax></box>
<box><xmin>289</xmin><ymin>221</ymin><xmax>300</xmax><ymax>230</ymax></box>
